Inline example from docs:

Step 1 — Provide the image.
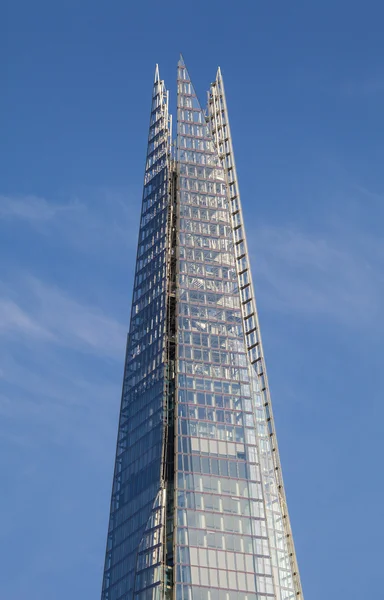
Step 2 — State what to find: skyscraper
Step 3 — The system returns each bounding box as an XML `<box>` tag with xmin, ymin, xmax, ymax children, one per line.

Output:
<box><xmin>101</xmin><ymin>57</ymin><xmax>304</xmax><ymax>600</ymax></box>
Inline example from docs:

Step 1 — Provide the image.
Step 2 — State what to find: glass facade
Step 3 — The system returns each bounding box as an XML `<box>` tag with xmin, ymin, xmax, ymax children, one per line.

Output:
<box><xmin>101</xmin><ymin>59</ymin><xmax>304</xmax><ymax>600</ymax></box>
<box><xmin>101</xmin><ymin>68</ymin><xmax>170</xmax><ymax>600</ymax></box>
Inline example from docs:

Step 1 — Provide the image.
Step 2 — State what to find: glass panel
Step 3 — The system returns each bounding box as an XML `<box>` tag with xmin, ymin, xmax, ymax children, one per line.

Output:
<box><xmin>209</xmin><ymin>66</ymin><xmax>300</xmax><ymax>600</ymax></box>
<box><xmin>174</xmin><ymin>58</ymin><xmax>272</xmax><ymax>598</ymax></box>
<box><xmin>101</xmin><ymin>70</ymin><xmax>170</xmax><ymax>600</ymax></box>
<box><xmin>102</xmin><ymin>59</ymin><xmax>303</xmax><ymax>600</ymax></box>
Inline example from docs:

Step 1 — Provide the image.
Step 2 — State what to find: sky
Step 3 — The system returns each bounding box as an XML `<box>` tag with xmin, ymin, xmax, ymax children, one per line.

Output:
<box><xmin>1</xmin><ymin>1</ymin><xmax>384</xmax><ymax>598</ymax></box>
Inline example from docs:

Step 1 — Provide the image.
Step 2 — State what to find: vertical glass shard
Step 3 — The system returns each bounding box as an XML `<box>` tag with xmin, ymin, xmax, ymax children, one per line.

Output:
<box><xmin>209</xmin><ymin>67</ymin><xmax>304</xmax><ymax>600</ymax></box>
<box><xmin>133</xmin><ymin>489</ymin><xmax>166</xmax><ymax>599</ymax></box>
<box><xmin>101</xmin><ymin>67</ymin><xmax>170</xmax><ymax>600</ymax></box>
<box><xmin>174</xmin><ymin>59</ymin><xmax>277</xmax><ymax>600</ymax></box>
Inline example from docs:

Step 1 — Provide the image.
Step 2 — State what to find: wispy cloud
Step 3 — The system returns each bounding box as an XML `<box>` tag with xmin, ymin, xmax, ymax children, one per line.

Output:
<box><xmin>353</xmin><ymin>184</ymin><xmax>384</xmax><ymax>203</ymax></box>
<box><xmin>250</xmin><ymin>224</ymin><xmax>384</xmax><ymax>329</ymax></box>
<box><xmin>30</xmin><ymin>277</ymin><xmax>127</xmax><ymax>357</ymax></box>
<box><xmin>0</xmin><ymin>188</ymin><xmax>139</xmax><ymax>258</ymax></box>
<box><xmin>0</xmin><ymin>188</ymin><xmax>133</xmax><ymax>462</ymax></box>
<box><xmin>340</xmin><ymin>75</ymin><xmax>384</xmax><ymax>97</ymax></box>
<box><xmin>0</xmin><ymin>350</ymin><xmax>120</xmax><ymax>458</ymax></box>
<box><xmin>0</xmin><ymin>276</ymin><xmax>127</xmax><ymax>358</ymax></box>
<box><xmin>0</xmin><ymin>194</ymin><xmax>78</xmax><ymax>221</ymax></box>
<box><xmin>0</xmin><ymin>298</ymin><xmax>53</xmax><ymax>339</ymax></box>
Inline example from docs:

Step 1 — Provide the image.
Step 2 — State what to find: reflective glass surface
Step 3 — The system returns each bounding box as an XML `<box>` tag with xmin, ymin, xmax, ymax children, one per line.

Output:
<box><xmin>101</xmin><ymin>71</ymin><xmax>169</xmax><ymax>600</ymax></box>
<box><xmin>174</xmin><ymin>59</ymin><xmax>276</xmax><ymax>600</ymax></box>
<box><xmin>101</xmin><ymin>60</ymin><xmax>303</xmax><ymax>600</ymax></box>
<box><xmin>207</xmin><ymin>70</ymin><xmax>298</xmax><ymax>600</ymax></box>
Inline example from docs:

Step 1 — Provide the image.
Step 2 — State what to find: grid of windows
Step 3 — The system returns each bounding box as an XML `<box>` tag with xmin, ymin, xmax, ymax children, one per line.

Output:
<box><xmin>209</xmin><ymin>70</ymin><xmax>298</xmax><ymax>600</ymax></box>
<box><xmin>175</xmin><ymin>59</ymin><xmax>275</xmax><ymax>600</ymax></box>
<box><xmin>101</xmin><ymin>71</ymin><xmax>170</xmax><ymax>600</ymax></box>
<box><xmin>101</xmin><ymin>59</ymin><xmax>303</xmax><ymax>600</ymax></box>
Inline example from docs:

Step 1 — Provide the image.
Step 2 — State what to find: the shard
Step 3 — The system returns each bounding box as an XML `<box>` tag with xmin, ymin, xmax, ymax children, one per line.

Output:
<box><xmin>101</xmin><ymin>57</ymin><xmax>304</xmax><ymax>600</ymax></box>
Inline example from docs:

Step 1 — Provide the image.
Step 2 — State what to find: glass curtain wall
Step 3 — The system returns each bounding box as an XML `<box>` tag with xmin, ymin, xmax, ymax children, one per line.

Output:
<box><xmin>101</xmin><ymin>58</ymin><xmax>303</xmax><ymax>600</ymax></box>
<box><xmin>101</xmin><ymin>67</ymin><xmax>170</xmax><ymax>600</ymax></box>
<box><xmin>208</xmin><ymin>69</ymin><xmax>301</xmax><ymax>600</ymax></box>
<box><xmin>174</xmin><ymin>58</ymin><xmax>277</xmax><ymax>600</ymax></box>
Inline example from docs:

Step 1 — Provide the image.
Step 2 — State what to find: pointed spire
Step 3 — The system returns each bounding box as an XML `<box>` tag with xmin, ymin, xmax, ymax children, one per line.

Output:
<box><xmin>154</xmin><ymin>63</ymin><xmax>160</xmax><ymax>83</ymax></box>
<box><xmin>215</xmin><ymin>66</ymin><xmax>224</xmax><ymax>93</ymax></box>
<box><xmin>177</xmin><ymin>54</ymin><xmax>222</xmax><ymax>168</ymax></box>
<box><xmin>177</xmin><ymin>54</ymin><xmax>192</xmax><ymax>87</ymax></box>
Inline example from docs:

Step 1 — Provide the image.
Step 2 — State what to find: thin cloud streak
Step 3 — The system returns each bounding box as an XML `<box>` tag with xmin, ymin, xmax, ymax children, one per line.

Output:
<box><xmin>0</xmin><ymin>189</ymin><xmax>139</xmax><ymax>259</ymax></box>
<box><xmin>250</xmin><ymin>225</ymin><xmax>384</xmax><ymax>328</ymax></box>
<box><xmin>340</xmin><ymin>76</ymin><xmax>384</xmax><ymax>97</ymax></box>
<box><xmin>0</xmin><ymin>346</ymin><xmax>120</xmax><ymax>461</ymax></box>
<box><xmin>0</xmin><ymin>298</ymin><xmax>53</xmax><ymax>339</ymax></box>
<box><xmin>0</xmin><ymin>195</ymin><xmax>78</xmax><ymax>221</ymax></box>
<box><xmin>30</xmin><ymin>276</ymin><xmax>127</xmax><ymax>358</ymax></box>
<box><xmin>0</xmin><ymin>276</ymin><xmax>127</xmax><ymax>358</ymax></box>
<box><xmin>353</xmin><ymin>184</ymin><xmax>384</xmax><ymax>203</ymax></box>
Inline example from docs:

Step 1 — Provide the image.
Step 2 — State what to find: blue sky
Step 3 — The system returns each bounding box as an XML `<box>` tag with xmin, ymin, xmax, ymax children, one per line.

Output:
<box><xmin>1</xmin><ymin>1</ymin><xmax>384</xmax><ymax>598</ymax></box>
